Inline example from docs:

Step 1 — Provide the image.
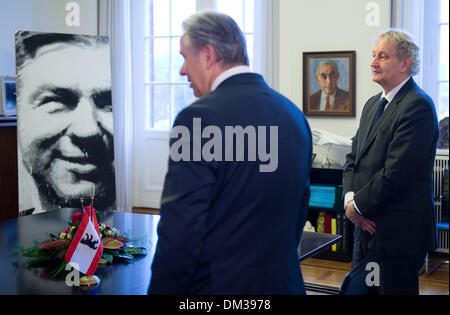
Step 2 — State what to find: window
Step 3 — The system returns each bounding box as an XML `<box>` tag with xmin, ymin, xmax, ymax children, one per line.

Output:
<box><xmin>144</xmin><ymin>0</ymin><xmax>255</xmax><ymax>130</ymax></box>
<box><xmin>217</xmin><ymin>0</ymin><xmax>255</xmax><ymax>68</ymax></box>
<box><xmin>415</xmin><ymin>0</ymin><xmax>449</xmax><ymax>121</ymax></box>
<box><xmin>438</xmin><ymin>0</ymin><xmax>449</xmax><ymax>120</ymax></box>
<box><xmin>144</xmin><ymin>0</ymin><xmax>196</xmax><ymax>130</ymax></box>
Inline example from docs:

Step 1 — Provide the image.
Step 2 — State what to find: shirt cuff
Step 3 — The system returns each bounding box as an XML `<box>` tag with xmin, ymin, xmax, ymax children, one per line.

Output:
<box><xmin>344</xmin><ymin>191</ymin><xmax>362</xmax><ymax>215</ymax></box>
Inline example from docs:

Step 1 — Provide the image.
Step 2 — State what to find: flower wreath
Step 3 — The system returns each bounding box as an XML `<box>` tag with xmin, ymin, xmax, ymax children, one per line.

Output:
<box><xmin>14</xmin><ymin>208</ymin><xmax>147</xmax><ymax>278</ymax></box>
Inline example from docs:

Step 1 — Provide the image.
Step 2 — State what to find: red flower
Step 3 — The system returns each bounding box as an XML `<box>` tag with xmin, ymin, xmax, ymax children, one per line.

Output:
<box><xmin>40</xmin><ymin>240</ymin><xmax>70</xmax><ymax>250</ymax></box>
<box><xmin>71</xmin><ymin>212</ymin><xmax>82</xmax><ymax>225</ymax></box>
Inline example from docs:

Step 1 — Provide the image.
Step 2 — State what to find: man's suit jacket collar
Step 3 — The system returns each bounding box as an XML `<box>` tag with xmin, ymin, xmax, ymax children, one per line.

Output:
<box><xmin>357</xmin><ymin>77</ymin><xmax>417</xmax><ymax>165</ymax></box>
<box><xmin>214</xmin><ymin>72</ymin><xmax>267</xmax><ymax>91</ymax></box>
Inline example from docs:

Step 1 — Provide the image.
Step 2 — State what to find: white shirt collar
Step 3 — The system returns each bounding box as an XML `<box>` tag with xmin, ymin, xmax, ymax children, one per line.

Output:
<box><xmin>210</xmin><ymin>65</ymin><xmax>252</xmax><ymax>92</ymax></box>
<box><xmin>382</xmin><ymin>76</ymin><xmax>411</xmax><ymax>104</ymax></box>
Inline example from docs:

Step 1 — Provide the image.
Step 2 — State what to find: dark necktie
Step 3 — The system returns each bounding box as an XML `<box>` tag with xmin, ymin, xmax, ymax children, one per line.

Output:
<box><xmin>367</xmin><ymin>97</ymin><xmax>388</xmax><ymax>136</ymax></box>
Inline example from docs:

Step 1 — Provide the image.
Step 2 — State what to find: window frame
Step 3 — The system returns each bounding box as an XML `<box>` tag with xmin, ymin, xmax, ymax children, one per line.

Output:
<box><xmin>437</xmin><ymin>0</ymin><xmax>449</xmax><ymax>119</ymax></box>
<box><xmin>143</xmin><ymin>0</ymin><xmax>256</xmax><ymax>130</ymax></box>
<box><xmin>421</xmin><ymin>0</ymin><xmax>448</xmax><ymax>121</ymax></box>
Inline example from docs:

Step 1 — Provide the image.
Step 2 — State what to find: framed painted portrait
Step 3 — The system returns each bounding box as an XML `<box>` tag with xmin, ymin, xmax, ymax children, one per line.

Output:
<box><xmin>303</xmin><ymin>51</ymin><xmax>356</xmax><ymax>117</ymax></box>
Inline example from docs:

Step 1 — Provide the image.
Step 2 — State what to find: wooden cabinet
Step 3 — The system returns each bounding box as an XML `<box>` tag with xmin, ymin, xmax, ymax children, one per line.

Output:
<box><xmin>0</xmin><ymin>118</ymin><xmax>18</xmax><ymax>221</ymax></box>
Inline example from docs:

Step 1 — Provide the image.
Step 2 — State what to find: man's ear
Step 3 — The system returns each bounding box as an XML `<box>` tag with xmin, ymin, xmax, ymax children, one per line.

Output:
<box><xmin>201</xmin><ymin>44</ymin><xmax>217</xmax><ymax>70</ymax></box>
<box><xmin>314</xmin><ymin>75</ymin><xmax>320</xmax><ymax>84</ymax></box>
<box><xmin>401</xmin><ymin>57</ymin><xmax>412</xmax><ymax>74</ymax></box>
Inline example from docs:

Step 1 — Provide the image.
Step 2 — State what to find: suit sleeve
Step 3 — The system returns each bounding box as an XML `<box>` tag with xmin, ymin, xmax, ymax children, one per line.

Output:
<box><xmin>342</xmin><ymin>95</ymin><xmax>378</xmax><ymax>198</ymax></box>
<box><xmin>353</xmin><ymin>98</ymin><xmax>437</xmax><ymax>217</ymax></box>
<box><xmin>342</xmin><ymin>132</ymin><xmax>359</xmax><ymax>196</ymax></box>
<box><xmin>149</xmin><ymin>108</ymin><xmax>217</xmax><ymax>294</ymax></box>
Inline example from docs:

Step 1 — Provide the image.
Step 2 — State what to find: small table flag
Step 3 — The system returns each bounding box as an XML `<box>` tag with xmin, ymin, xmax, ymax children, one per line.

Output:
<box><xmin>65</xmin><ymin>207</ymin><xmax>103</xmax><ymax>276</ymax></box>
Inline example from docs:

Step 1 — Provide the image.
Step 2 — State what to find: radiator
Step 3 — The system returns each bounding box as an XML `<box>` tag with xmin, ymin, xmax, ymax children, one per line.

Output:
<box><xmin>434</xmin><ymin>150</ymin><xmax>449</xmax><ymax>254</ymax></box>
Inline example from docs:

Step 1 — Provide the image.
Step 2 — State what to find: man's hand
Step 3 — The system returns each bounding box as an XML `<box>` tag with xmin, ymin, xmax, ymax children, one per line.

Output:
<box><xmin>344</xmin><ymin>200</ymin><xmax>376</xmax><ymax>235</ymax></box>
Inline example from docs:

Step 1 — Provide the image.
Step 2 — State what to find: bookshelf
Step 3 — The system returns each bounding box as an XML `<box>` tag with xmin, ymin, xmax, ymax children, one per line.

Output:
<box><xmin>307</xmin><ymin>167</ymin><xmax>354</xmax><ymax>262</ymax></box>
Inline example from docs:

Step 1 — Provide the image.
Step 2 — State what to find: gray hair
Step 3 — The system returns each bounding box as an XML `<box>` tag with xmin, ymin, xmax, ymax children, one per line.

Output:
<box><xmin>315</xmin><ymin>60</ymin><xmax>339</xmax><ymax>77</ymax></box>
<box><xmin>182</xmin><ymin>10</ymin><xmax>249</xmax><ymax>67</ymax></box>
<box><xmin>378</xmin><ymin>29</ymin><xmax>420</xmax><ymax>76</ymax></box>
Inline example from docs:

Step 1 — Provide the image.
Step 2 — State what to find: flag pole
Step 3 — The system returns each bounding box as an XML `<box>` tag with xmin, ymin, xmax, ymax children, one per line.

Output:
<box><xmin>90</xmin><ymin>185</ymin><xmax>95</xmax><ymax>221</ymax></box>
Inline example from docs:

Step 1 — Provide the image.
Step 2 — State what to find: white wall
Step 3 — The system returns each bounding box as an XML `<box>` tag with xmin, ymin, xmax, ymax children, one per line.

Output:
<box><xmin>0</xmin><ymin>0</ymin><xmax>98</xmax><ymax>77</ymax></box>
<box><xmin>279</xmin><ymin>0</ymin><xmax>391</xmax><ymax>139</ymax></box>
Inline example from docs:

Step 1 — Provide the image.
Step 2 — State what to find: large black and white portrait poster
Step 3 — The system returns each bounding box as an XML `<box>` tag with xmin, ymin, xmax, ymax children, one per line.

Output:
<box><xmin>15</xmin><ymin>31</ymin><xmax>116</xmax><ymax>215</ymax></box>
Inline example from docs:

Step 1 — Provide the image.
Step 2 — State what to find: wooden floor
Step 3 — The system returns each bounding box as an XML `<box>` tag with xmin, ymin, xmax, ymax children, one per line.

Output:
<box><xmin>301</xmin><ymin>256</ymin><xmax>449</xmax><ymax>295</ymax></box>
<box><xmin>133</xmin><ymin>208</ymin><xmax>449</xmax><ymax>295</ymax></box>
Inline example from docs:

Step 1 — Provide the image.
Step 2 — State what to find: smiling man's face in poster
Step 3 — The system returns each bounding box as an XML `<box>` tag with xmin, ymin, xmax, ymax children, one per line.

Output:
<box><xmin>15</xmin><ymin>32</ymin><xmax>116</xmax><ymax>214</ymax></box>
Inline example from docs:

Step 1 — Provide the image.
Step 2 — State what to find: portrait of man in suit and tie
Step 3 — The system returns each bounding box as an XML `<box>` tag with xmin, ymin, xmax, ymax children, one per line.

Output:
<box><xmin>303</xmin><ymin>52</ymin><xmax>355</xmax><ymax>117</ymax></box>
<box><xmin>310</xmin><ymin>60</ymin><xmax>350</xmax><ymax>111</ymax></box>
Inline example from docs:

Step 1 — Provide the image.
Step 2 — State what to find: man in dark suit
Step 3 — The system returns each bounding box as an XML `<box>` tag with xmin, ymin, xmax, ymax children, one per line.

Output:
<box><xmin>342</xmin><ymin>30</ymin><xmax>439</xmax><ymax>295</ymax></box>
<box><xmin>309</xmin><ymin>60</ymin><xmax>350</xmax><ymax>111</ymax></box>
<box><xmin>148</xmin><ymin>11</ymin><xmax>312</xmax><ymax>294</ymax></box>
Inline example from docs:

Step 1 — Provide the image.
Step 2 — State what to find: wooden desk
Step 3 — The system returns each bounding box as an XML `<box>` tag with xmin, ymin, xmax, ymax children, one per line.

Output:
<box><xmin>0</xmin><ymin>209</ymin><xmax>340</xmax><ymax>294</ymax></box>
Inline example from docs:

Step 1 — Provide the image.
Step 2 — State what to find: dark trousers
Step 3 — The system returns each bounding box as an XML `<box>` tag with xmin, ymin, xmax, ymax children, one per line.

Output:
<box><xmin>347</xmin><ymin>235</ymin><xmax>425</xmax><ymax>295</ymax></box>
<box><xmin>377</xmin><ymin>254</ymin><xmax>425</xmax><ymax>295</ymax></box>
